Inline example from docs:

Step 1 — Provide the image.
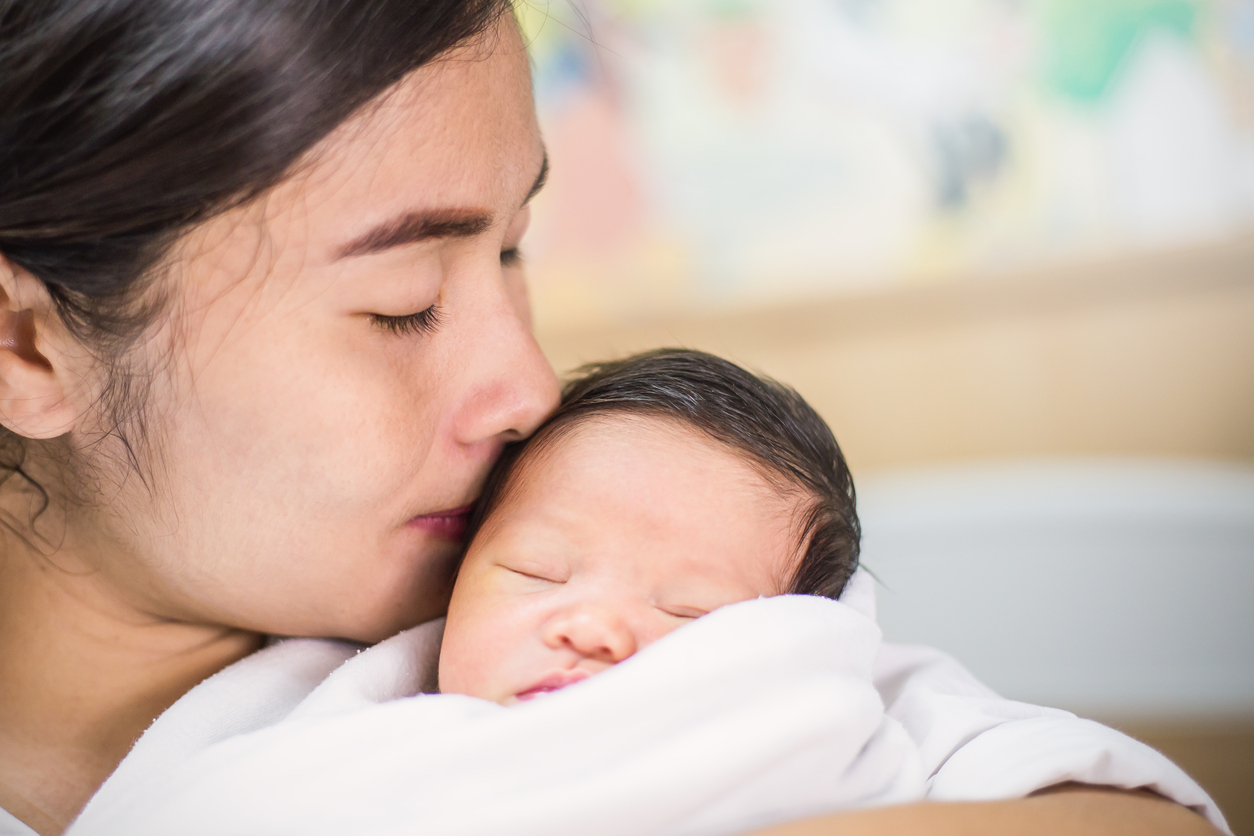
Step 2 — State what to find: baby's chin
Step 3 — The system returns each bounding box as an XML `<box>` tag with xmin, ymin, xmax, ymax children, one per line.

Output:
<box><xmin>437</xmin><ymin>682</ymin><xmax>515</xmax><ymax>705</ymax></box>
<box><xmin>439</xmin><ymin>670</ymin><xmax>590</xmax><ymax>706</ymax></box>
<box><xmin>501</xmin><ymin>668</ymin><xmax>593</xmax><ymax>705</ymax></box>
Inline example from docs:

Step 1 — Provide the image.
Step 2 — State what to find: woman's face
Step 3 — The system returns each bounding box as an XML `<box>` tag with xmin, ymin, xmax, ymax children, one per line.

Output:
<box><xmin>66</xmin><ymin>17</ymin><xmax>558</xmax><ymax>642</ymax></box>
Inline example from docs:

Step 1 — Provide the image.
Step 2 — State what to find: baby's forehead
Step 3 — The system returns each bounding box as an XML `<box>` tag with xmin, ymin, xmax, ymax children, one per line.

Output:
<box><xmin>493</xmin><ymin>412</ymin><xmax>809</xmax><ymax>536</ymax></box>
<box><xmin>478</xmin><ymin>412</ymin><xmax>807</xmax><ymax>592</ymax></box>
<box><xmin>518</xmin><ymin>412</ymin><xmax>781</xmax><ymax>485</ymax></box>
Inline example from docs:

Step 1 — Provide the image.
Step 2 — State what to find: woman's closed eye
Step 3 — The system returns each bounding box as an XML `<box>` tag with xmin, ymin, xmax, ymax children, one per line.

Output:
<box><xmin>500</xmin><ymin>246</ymin><xmax>522</xmax><ymax>268</ymax></box>
<box><xmin>368</xmin><ymin>243</ymin><xmax>519</xmax><ymax>337</ymax></box>
<box><xmin>370</xmin><ymin>304</ymin><xmax>442</xmax><ymax>337</ymax></box>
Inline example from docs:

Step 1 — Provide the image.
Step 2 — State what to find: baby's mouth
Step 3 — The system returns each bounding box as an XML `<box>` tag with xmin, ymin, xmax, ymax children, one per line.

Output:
<box><xmin>514</xmin><ymin>669</ymin><xmax>591</xmax><ymax>702</ymax></box>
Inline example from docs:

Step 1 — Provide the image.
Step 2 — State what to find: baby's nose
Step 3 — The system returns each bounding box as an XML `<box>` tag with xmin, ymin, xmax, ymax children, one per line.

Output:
<box><xmin>542</xmin><ymin>605</ymin><xmax>638</xmax><ymax>664</ymax></box>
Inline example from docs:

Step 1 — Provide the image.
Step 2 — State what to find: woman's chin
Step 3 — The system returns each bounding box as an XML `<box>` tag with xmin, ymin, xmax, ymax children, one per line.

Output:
<box><xmin>339</xmin><ymin>551</ymin><xmax>459</xmax><ymax>642</ymax></box>
<box><xmin>230</xmin><ymin>535</ymin><xmax>461</xmax><ymax>643</ymax></box>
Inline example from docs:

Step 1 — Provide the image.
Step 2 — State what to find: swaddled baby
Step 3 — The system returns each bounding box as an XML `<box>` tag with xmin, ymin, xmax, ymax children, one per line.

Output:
<box><xmin>77</xmin><ymin>349</ymin><xmax>925</xmax><ymax>836</ymax></box>
<box><xmin>73</xmin><ymin>358</ymin><xmax>1219</xmax><ymax>836</ymax></box>
<box><xmin>439</xmin><ymin>348</ymin><xmax>861</xmax><ymax>702</ymax></box>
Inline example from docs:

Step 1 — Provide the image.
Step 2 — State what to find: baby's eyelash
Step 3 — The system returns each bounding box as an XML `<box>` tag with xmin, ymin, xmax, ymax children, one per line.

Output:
<box><xmin>659</xmin><ymin>606</ymin><xmax>706</xmax><ymax>620</ymax></box>
<box><xmin>500</xmin><ymin>247</ymin><xmax>522</xmax><ymax>267</ymax></box>
<box><xmin>506</xmin><ymin>566</ymin><xmax>565</xmax><ymax>584</ymax></box>
<box><xmin>371</xmin><ymin>305</ymin><xmax>442</xmax><ymax>337</ymax></box>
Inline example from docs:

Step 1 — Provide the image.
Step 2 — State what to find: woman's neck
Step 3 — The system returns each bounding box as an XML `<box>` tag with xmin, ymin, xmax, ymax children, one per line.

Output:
<box><xmin>0</xmin><ymin>533</ymin><xmax>262</xmax><ymax>835</ymax></box>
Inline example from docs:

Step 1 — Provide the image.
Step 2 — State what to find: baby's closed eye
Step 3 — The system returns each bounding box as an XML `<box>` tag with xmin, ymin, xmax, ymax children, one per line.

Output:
<box><xmin>655</xmin><ymin>604</ymin><xmax>708</xmax><ymax>620</ymax></box>
<box><xmin>498</xmin><ymin>561</ymin><xmax>568</xmax><ymax>584</ymax></box>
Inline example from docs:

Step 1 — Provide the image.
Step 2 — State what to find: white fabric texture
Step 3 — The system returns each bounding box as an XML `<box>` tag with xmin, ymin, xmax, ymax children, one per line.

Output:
<box><xmin>51</xmin><ymin>570</ymin><xmax>1226</xmax><ymax>835</ymax></box>
<box><xmin>70</xmin><ymin>589</ymin><xmax>926</xmax><ymax>836</ymax></box>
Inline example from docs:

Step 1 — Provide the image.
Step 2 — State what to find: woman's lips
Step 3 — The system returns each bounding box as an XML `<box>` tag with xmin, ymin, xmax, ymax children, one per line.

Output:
<box><xmin>408</xmin><ymin>504</ymin><xmax>474</xmax><ymax>542</ymax></box>
<box><xmin>514</xmin><ymin>669</ymin><xmax>590</xmax><ymax>702</ymax></box>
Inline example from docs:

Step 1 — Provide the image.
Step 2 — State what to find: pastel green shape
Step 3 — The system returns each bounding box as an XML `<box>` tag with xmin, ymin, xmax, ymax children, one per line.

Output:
<box><xmin>1042</xmin><ymin>0</ymin><xmax>1198</xmax><ymax>101</ymax></box>
<box><xmin>602</xmin><ymin>0</ymin><xmax>760</xmax><ymax>21</ymax></box>
<box><xmin>705</xmin><ymin>0</ymin><xmax>759</xmax><ymax>19</ymax></box>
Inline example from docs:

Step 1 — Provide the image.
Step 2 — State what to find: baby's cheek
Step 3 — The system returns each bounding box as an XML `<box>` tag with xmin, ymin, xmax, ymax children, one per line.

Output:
<box><xmin>438</xmin><ymin>612</ymin><xmax>507</xmax><ymax>699</ymax></box>
<box><xmin>436</xmin><ymin>619</ymin><xmax>478</xmax><ymax>696</ymax></box>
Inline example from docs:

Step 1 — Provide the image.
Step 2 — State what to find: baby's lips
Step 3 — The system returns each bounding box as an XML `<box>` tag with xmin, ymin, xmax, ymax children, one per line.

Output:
<box><xmin>514</xmin><ymin>668</ymin><xmax>591</xmax><ymax>702</ymax></box>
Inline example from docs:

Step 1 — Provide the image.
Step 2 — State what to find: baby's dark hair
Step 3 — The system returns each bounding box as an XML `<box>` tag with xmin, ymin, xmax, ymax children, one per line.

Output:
<box><xmin>468</xmin><ymin>348</ymin><xmax>860</xmax><ymax>600</ymax></box>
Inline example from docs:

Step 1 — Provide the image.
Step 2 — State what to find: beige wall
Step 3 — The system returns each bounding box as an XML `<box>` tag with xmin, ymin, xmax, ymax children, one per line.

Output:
<box><xmin>536</xmin><ymin>235</ymin><xmax>1254</xmax><ymax>474</ymax></box>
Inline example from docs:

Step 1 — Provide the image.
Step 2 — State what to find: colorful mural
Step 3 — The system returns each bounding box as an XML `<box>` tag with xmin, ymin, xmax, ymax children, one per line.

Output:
<box><xmin>516</xmin><ymin>0</ymin><xmax>1254</xmax><ymax>325</ymax></box>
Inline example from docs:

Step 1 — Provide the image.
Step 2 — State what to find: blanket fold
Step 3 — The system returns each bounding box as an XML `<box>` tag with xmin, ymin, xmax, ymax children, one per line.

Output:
<box><xmin>70</xmin><ymin>594</ymin><xmax>926</xmax><ymax>836</ymax></box>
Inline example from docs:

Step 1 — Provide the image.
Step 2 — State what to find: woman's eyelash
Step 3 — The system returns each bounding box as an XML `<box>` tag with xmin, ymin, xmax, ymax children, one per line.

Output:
<box><xmin>370</xmin><ymin>244</ymin><xmax>517</xmax><ymax>337</ymax></box>
<box><xmin>370</xmin><ymin>305</ymin><xmax>442</xmax><ymax>337</ymax></box>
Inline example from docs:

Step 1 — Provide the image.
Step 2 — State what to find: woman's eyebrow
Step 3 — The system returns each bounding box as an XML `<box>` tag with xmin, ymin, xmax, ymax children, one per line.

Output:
<box><xmin>336</xmin><ymin>209</ymin><xmax>492</xmax><ymax>259</ymax></box>
<box><xmin>524</xmin><ymin>152</ymin><xmax>549</xmax><ymax>206</ymax></box>
<box><xmin>336</xmin><ymin>152</ymin><xmax>549</xmax><ymax>260</ymax></box>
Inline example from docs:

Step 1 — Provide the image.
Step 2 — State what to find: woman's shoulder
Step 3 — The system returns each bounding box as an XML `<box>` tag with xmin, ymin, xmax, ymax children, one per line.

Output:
<box><xmin>73</xmin><ymin>621</ymin><xmax>444</xmax><ymax>832</ymax></box>
<box><xmin>0</xmin><ymin>805</ymin><xmax>38</xmax><ymax>836</ymax></box>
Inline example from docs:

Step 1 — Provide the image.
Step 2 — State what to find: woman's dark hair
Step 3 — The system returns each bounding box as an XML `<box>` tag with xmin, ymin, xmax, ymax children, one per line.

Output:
<box><xmin>0</xmin><ymin>0</ymin><xmax>510</xmax><ymax>503</ymax></box>
<box><xmin>468</xmin><ymin>348</ymin><xmax>861</xmax><ymax>600</ymax></box>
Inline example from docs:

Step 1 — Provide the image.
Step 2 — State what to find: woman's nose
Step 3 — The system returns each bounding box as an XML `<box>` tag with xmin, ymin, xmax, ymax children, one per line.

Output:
<box><xmin>541</xmin><ymin>604</ymin><xmax>638</xmax><ymax>664</ymax></box>
<box><xmin>451</xmin><ymin>273</ymin><xmax>560</xmax><ymax>447</ymax></box>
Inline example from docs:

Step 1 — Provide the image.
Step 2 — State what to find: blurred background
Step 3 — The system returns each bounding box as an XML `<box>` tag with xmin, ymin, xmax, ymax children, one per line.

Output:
<box><xmin>515</xmin><ymin>0</ymin><xmax>1254</xmax><ymax>830</ymax></box>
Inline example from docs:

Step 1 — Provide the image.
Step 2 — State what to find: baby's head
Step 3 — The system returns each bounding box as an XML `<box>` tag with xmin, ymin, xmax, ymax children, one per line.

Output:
<box><xmin>438</xmin><ymin>349</ymin><xmax>859</xmax><ymax>703</ymax></box>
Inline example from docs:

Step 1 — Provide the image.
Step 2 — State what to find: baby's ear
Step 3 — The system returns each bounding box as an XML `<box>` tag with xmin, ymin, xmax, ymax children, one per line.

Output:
<box><xmin>0</xmin><ymin>258</ymin><xmax>82</xmax><ymax>439</ymax></box>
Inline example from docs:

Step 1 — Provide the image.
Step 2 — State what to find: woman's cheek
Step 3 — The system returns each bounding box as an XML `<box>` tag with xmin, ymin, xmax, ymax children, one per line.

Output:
<box><xmin>503</xmin><ymin>267</ymin><xmax>534</xmax><ymax>329</ymax></box>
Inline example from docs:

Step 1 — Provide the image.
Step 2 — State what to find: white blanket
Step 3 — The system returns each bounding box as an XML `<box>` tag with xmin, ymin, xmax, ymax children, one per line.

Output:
<box><xmin>70</xmin><ymin>591</ymin><xmax>927</xmax><ymax>836</ymax></box>
<box><xmin>63</xmin><ymin>570</ymin><xmax>1227</xmax><ymax>835</ymax></box>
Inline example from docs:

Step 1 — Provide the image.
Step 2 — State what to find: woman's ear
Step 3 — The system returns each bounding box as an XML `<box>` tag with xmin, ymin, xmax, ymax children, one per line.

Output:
<box><xmin>0</xmin><ymin>258</ymin><xmax>80</xmax><ymax>439</ymax></box>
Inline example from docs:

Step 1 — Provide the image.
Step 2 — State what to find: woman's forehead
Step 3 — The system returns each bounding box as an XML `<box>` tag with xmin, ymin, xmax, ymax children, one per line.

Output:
<box><xmin>168</xmin><ymin>13</ymin><xmax>542</xmax><ymax>303</ymax></box>
<box><xmin>295</xmin><ymin>15</ymin><xmax>540</xmax><ymax>211</ymax></box>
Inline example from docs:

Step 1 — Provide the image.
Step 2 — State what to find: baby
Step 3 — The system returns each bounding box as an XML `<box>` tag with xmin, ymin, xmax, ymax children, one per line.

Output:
<box><xmin>439</xmin><ymin>348</ymin><xmax>860</xmax><ymax>703</ymax></box>
<box><xmin>87</xmin><ymin>353</ymin><xmax>916</xmax><ymax>836</ymax></box>
<box><xmin>78</xmin><ymin>349</ymin><xmax>1220</xmax><ymax>836</ymax></box>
